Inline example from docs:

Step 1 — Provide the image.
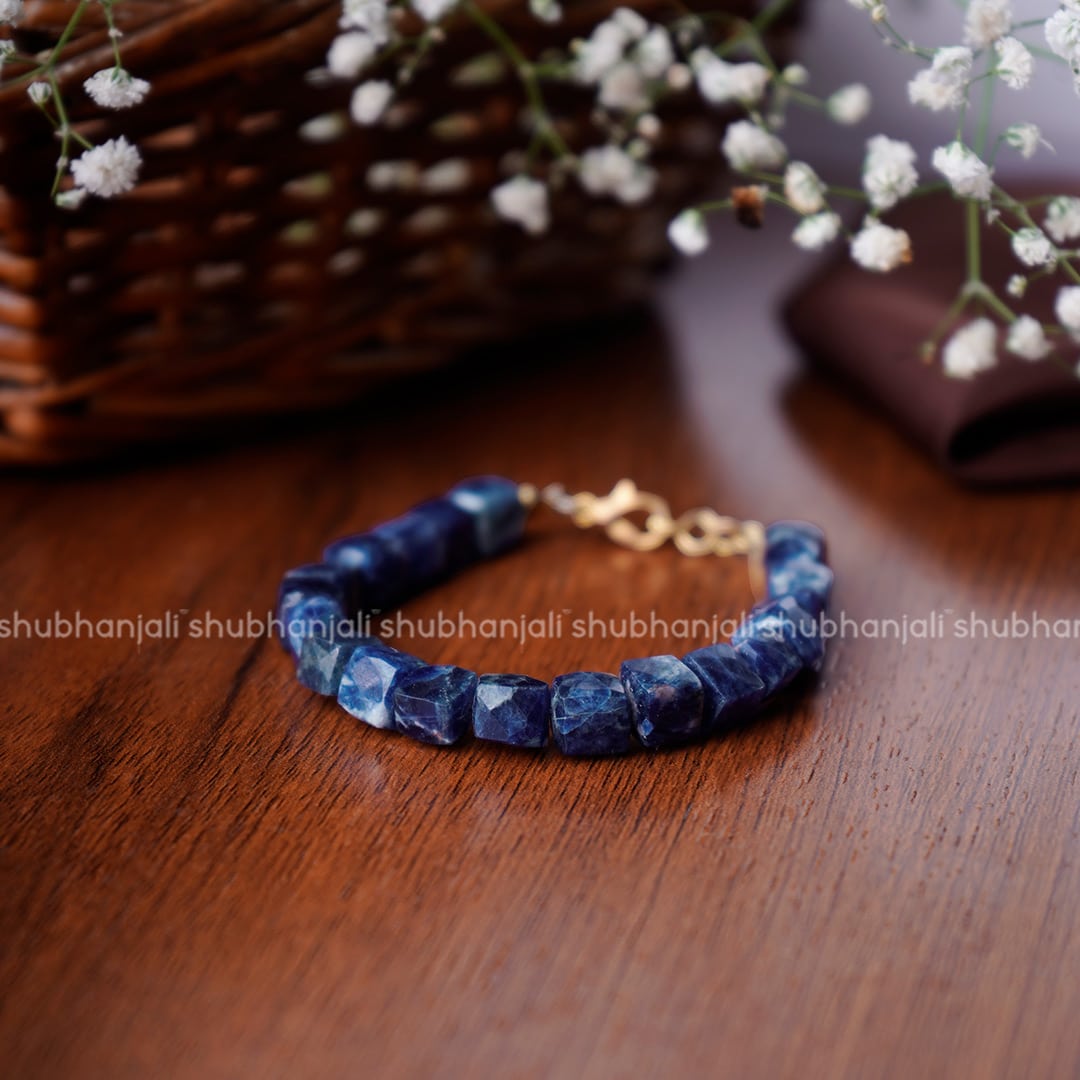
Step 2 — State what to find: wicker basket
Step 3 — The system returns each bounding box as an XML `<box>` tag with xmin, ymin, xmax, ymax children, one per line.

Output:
<box><xmin>0</xmin><ymin>0</ymin><xmax>794</xmax><ymax>463</ymax></box>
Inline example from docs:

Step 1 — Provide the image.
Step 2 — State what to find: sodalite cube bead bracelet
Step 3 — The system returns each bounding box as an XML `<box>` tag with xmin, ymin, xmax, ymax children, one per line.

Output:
<box><xmin>277</xmin><ymin>477</ymin><xmax>833</xmax><ymax>756</ymax></box>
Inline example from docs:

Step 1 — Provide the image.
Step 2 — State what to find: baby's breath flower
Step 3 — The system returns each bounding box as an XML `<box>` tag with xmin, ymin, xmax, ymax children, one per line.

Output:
<box><xmin>826</xmin><ymin>83</ymin><xmax>871</xmax><ymax>125</ymax></box>
<box><xmin>908</xmin><ymin>47</ymin><xmax>972</xmax><ymax>112</ymax></box>
<box><xmin>55</xmin><ymin>187</ymin><xmax>87</xmax><ymax>211</ymax></box>
<box><xmin>666</xmin><ymin>63</ymin><xmax>692</xmax><ymax>91</ymax></box>
<box><xmin>576</xmin><ymin>16</ymin><xmax>632</xmax><ymax>83</ymax></box>
<box><xmin>943</xmin><ymin>319</ymin><xmax>998</xmax><ymax>378</ymax></box>
<box><xmin>412</xmin><ymin>0</ymin><xmax>457</xmax><ymax>22</ymax></box>
<box><xmin>793</xmin><ymin>211</ymin><xmax>842</xmax><ymax>251</ymax></box>
<box><xmin>965</xmin><ymin>0</ymin><xmax>1012</xmax><ymax>48</ymax></box>
<box><xmin>932</xmin><ymin>141</ymin><xmax>993</xmax><ymax>201</ymax></box>
<box><xmin>578</xmin><ymin>144</ymin><xmax>656</xmax><ymax>204</ymax></box>
<box><xmin>599</xmin><ymin>61</ymin><xmax>649</xmax><ymax>112</ymax></box>
<box><xmin>1012</xmin><ymin>227</ymin><xmax>1056</xmax><ymax>267</ymax></box>
<box><xmin>491</xmin><ymin>175</ymin><xmax>549</xmax><ymax>234</ymax></box>
<box><xmin>529</xmin><ymin>0</ymin><xmax>562</xmax><ymax>23</ymax></box>
<box><xmin>721</xmin><ymin>120</ymin><xmax>786</xmax><ymax>172</ymax></box>
<box><xmin>1045</xmin><ymin>2</ymin><xmax>1080</xmax><ymax>66</ymax></box>
<box><xmin>1055</xmin><ymin>284</ymin><xmax>1080</xmax><ymax>337</ymax></box>
<box><xmin>995</xmin><ymin>37</ymin><xmax>1033</xmax><ymax>90</ymax></box>
<box><xmin>70</xmin><ymin>136</ymin><xmax>142</xmax><ymax>198</ymax></box>
<box><xmin>1004</xmin><ymin>122</ymin><xmax>1049</xmax><ymax>159</ymax></box>
<box><xmin>1044</xmin><ymin>196</ymin><xmax>1080</xmax><ymax>244</ymax></box>
<box><xmin>1006</xmin><ymin>315</ymin><xmax>1052</xmax><ymax>360</ymax></box>
<box><xmin>862</xmin><ymin>134</ymin><xmax>918</xmax><ymax>212</ymax></box>
<box><xmin>782</xmin><ymin>63</ymin><xmax>809</xmax><ymax>86</ymax></box>
<box><xmin>28</xmin><ymin>81</ymin><xmax>52</xmax><ymax>105</ymax></box>
<box><xmin>0</xmin><ymin>0</ymin><xmax>22</xmax><ymax>24</ymax></box>
<box><xmin>84</xmin><ymin>68</ymin><xmax>150</xmax><ymax>110</ymax></box>
<box><xmin>692</xmin><ymin>50</ymin><xmax>771</xmax><ymax>107</ymax></box>
<box><xmin>327</xmin><ymin>31</ymin><xmax>377</xmax><ymax>78</ymax></box>
<box><xmin>634</xmin><ymin>27</ymin><xmax>673</xmax><ymax>80</ymax></box>
<box><xmin>668</xmin><ymin>209</ymin><xmax>708</xmax><ymax>255</ymax></box>
<box><xmin>850</xmin><ymin>220</ymin><xmax>912</xmax><ymax>272</ymax></box>
<box><xmin>1007</xmin><ymin>274</ymin><xmax>1028</xmax><ymax>298</ymax></box>
<box><xmin>783</xmin><ymin>161</ymin><xmax>826</xmax><ymax>215</ymax></box>
<box><xmin>350</xmin><ymin>80</ymin><xmax>393</xmax><ymax>125</ymax></box>
<box><xmin>340</xmin><ymin>0</ymin><xmax>392</xmax><ymax>44</ymax></box>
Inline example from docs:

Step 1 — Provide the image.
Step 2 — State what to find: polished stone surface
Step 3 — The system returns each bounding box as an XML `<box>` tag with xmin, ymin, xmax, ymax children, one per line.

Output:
<box><xmin>297</xmin><ymin>635</ymin><xmax>378</xmax><ymax>697</ymax></box>
<box><xmin>550</xmin><ymin>671</ymin><xmax>633</xmax><ymax>757</ymax></box>
<box><xmin>764</xmin><ymin>520</ymin><xmax>826</xmax><ymax>566</ymax></box>
<box><xmin>393</xmin><ymin>665</ymin><xmax>478</xmax><ymax>746</ymax></box>
<box><xmin>281</xmin><ymin>594</ymin><xmax>346</xmax><ymax>660</ymax></box>
<box><xmin>682</xmin><ymin>644</ymin><xmax>767</xmax><ymax>732</ymax></box>
<box><xmin>766</xmin><ymin>552</ymin><xmax>835</xmax><ymax>606</ymax></box>
<box><xmin>733</xmin><ymin>596</ymin><xmax>825</xmax><ymax>672</ymax></box>
<box><xmin>473</xmin><ymin>673</ymin><xmax>550</xmax><ymax>749</ymax></box>
<box><xmin>734</xmin><ymin>638</ymin><xmax>803</xmax><ymax>697</ymax></box>
<box><xmin>337</xmin><ymin>643</ymin><xmax>425</xmax><ymax>730</ymax></box>
<box><xmin>277</xmin><ymin>562</ymin><xmax>351</xmax><ymax>611</ymax></box>
<box><xmin>447</xmin><ymin>475</ymin><xmax>527</xmax><ymax>556</ymax></box>
<box><xmin>323</xmin><ymin>532</ymin><xmax>406</xmax><ymax>613</ymax></box>
<box><xmin>619</xmin><ymin>655</ymin><xmax>704</xmax><ymax>749</ymax></box>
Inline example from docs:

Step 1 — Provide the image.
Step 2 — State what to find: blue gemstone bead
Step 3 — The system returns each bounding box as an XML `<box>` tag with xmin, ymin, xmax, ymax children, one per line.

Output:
<box><xmin>323</xmin><ymin>532</ymin><xmax>405</xmax><ymax>613</ymax></box>
<box><xmin>550</xmin><ymin>671</ymin><xmax>633</xmax><ymax>756</ymax></box>
<box><xmin>394</xmin><ymin>665</ymin><xmax>478</xmax><ymax>746</ymax></box>
<box><xmin>619</xmin><ymin>655</ymin><xmax>704</xmax><ymax>749</ymax></box>
<box><xmin>766</xmin><ymin>553</ymin><xmax>834</xmax><ymax>606</ymax></box>
<box><xmin>277</xmin><ymin>562</ymin><xmax>351</xmax><ymax>611</ymax></box>
<box><xmin>473</xmin><ymin>673</ymin><xmax>550</xmax><ymax>749</ymax></box>
<box><xmin>282</xmin><ymin>594</ymin><xmax>346</xmax><ymax>660</ymax></box>
<box><xmin>337</xmin><ymin>643</ymin><xmax>425</xmax><ymax>730</ymax></box>
<box><xmin>764</xmin><ymin>520</ymin><xmax>826</xmax><ymax>566</ymax></box>
<box><xmin>682</xmin><ymin>644</ymin><xmax>766</xmax><ymax>732</ymax></box>
<box><xmin>732</xmin><ymin>596</ymin><xmax>824</xmax><ymax>672</ymax></box>
<box><xmin>447</xmin><ymin>476</ymin><xmax>527</xmax><ymax>556</ymax></box>
<box><xmin>734</xmin><ymin>638</ymin><xmax>803</xmax><ymax>697</ymax></box>
<box><xmin>297</xmin><ymin>635</ymin><xmax>380</xmax><ymax>696</ymax></box>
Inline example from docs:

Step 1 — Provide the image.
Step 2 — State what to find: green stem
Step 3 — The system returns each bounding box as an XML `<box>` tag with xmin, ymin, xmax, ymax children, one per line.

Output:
<box><xmin>965</xmin><ymin>200</ymin><xmax>981</xmax><ymax>285</ymax></box>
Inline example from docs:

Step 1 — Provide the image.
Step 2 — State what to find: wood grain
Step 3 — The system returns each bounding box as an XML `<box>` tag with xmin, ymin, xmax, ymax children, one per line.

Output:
<box><xmin>2</xmin><ymin>220</ymin><xmax>1079</xmax><ymax>1079</ymax></box>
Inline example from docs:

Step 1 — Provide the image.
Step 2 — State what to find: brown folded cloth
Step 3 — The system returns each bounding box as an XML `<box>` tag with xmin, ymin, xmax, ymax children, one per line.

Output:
<box><xmin>783</xmin><ymin>186</ymin><xmax>1080</xmax><ymax>486</ymax></box>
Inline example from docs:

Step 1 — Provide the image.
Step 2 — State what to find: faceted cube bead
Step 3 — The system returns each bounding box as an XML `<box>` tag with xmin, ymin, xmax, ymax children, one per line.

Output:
<box><xmin>297</xmin><ymin>635</ymin><xmax>380</xmax><ymax>696</ymax></box>
<box><xmin>473</xmin><ymin>673</ymin><xmax>550</xmax><ymax>749</ymax></box>
<box><xmin>766</xmin><ymin>553</ymin><xmax>834</xmax><ymax>607</ymax></box>
<box><xmin>764</xmin><ymin>520</ymin><xmax>827</xmax><ymax>567</ymax></box>
<box><xmin>338</xmin><ymin>643</ymin><xmax>425</xmax><ymax>730</ymax></box>
<box><xmin>550</xmin><ymin>672</ymin><xmax>633</xmax><ymax>756</ymax></box>
<box><xmin>281</xmin><ymin>593</ymin><xmax>346</xmax><ymax>660</ymax></box>
<box><xmin>323</xmin><ymin>532</ymin><xmax>407</xmax><ymax>613</ymax></box>
<box><xmin>734</xmin><ymin>638</ymin><xmax>803</xmax><ymax>697</ymax></box>
<box><xmin>447</xmin><ymin>476</ymin><xmax>528</xmax><ymax>556</ymax></box>
<box><xmin>394</xmin><ymin>664</ymin><xmax>478</xmax><ymax>746</ymax></box>
<box><xmin>683</xmin><ymin>644</ymin><xmax>766</xmax><ymax>733</ymax></box>
<box><xmin>276</xmin><ymin>563</ymin><xmax>352</xmax><ymax>650</ymax></box>
<box><xmin>732</xmin><ymin>596</ymin><xmax>824</xmax><ymax>672</ymax></box>
<box><xmin>619</xmin><ymin>655</ymin><xmax>704</xmax><ymax>749</ymax></box>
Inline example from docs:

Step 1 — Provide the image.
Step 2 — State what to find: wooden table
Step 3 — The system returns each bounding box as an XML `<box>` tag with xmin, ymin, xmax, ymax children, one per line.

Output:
<box><xmin>3</xmin><ymin>221</ymin><xmax>1079</xmax><ymax>1079</ymax></box>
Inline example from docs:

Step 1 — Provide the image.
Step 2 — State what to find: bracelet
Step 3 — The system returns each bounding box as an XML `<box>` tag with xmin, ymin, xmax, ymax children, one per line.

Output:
<box><xmin>276</xmin><ymin>477</ymin><xmax>833</xmax><ymax>756</ymax></box>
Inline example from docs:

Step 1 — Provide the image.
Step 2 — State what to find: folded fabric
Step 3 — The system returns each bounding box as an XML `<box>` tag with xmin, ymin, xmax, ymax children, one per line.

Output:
<box><xmin>783</xmin><ymin>186</ymin><xmax>1080</xmax><ymax>486</ymax></box>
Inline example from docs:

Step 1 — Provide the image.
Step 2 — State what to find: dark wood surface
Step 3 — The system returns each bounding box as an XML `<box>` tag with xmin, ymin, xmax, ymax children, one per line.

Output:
<box><xmin>2</xmin><ymin>221</ymin><xmax>1079</xmax><ymax>1079</ymax></box>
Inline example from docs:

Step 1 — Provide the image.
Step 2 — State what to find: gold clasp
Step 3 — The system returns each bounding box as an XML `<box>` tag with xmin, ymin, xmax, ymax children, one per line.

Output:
<box><xmin>520</xmin><ymin>479</ymin><xmax>767</xmax><ymax>598</ymax></box>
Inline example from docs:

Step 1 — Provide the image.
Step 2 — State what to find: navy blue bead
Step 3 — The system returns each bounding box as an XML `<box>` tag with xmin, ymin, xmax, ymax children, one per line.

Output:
<box><xmin>619</xmin><ymin>655</ymin><xmax>704</xmax><ymax>749</ymax></box>
<box><xmin>767</xmin><ymin>553</ymin><xmax>834</xmax><ymax>606</ymax></box>
<box><xmin>764</xmin><ymin>520</ymin><xmax>826</xmax><ymax>567</ymax></box>
<box><xmin>732</xmin><ymin>596</ymin><xmax>824</xmax><ymax>672</ymax></box>
<box><xmin>338</xmin><ymin>642</ymin><xmax>425</xmax><ymax>730</ymax></box>
<box><xmin>447</xmin><ymin>476</ymin><xmax>527</xmax><ymax>556</ymax></box>
<box><xmin>394</xmin><ymin>665</ymin><xmax>478</xmax><ymax>746</ymax></box>
<box><xmin>473</xmin><ymin>673</ymin><xmax>550</xmax><ymax>749</ymax></box>
<box><xmin>734</xmin><ymin>638</ymin><xmax>802</xmax><ymax>697</ymax></box>
<box><xmin>277</xmin><ymin>562</ymin><xmax>351</xmax><ymax>612</ymax></box>
<box><xmin>282</xmin><ymin>594</ymin><xmax>346</xmax><ymax>660</ymax></box>
<box><xmin>550</xmin><ymin>672</ymin><xmax>633</xmax><ymax>756</ymax></box>
<box><xmin>323</xmin><ymin>532</ymin><xmax>406</xmax><ymax>613</ymax></box>
<box><xmin>682</xmin><ymin>644</ymin><xmax>766</xmax><ymax>732</ymax></box>
<box><xmin>297</xmin><ymin>635</ymin><xmax>380</xmax><ymax>696</ymax></box>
